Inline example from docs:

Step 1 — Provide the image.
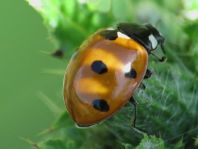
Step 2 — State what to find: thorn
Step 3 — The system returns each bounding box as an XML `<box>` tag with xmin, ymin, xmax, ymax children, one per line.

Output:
<box><xmin>37</xmin><ymin>92</ymin><xmax>62</xmax><ymax>115</ymax></box>
<box><xmin>20</xmin><ymin>137</ymin><xmax>40</xmax><ymax>149</ymax></box>
<box><xmin>132</xmin><ymin>127</ymin><xmax>147</xmax><ymax>135</ymax></box>
<box><xmin>38</xmin><ymin>127</ymin><xmax>56</xmax><ymax>136</ymax></box>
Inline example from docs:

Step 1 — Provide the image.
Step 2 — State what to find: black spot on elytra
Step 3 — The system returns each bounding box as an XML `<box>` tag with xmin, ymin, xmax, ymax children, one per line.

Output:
<box><xmin>92</xmin><ymin>99</ymin><xmax>109</xmax><ymax>112</ymax></box>
<box><xmin>91</xmin><ymin>60</ymin><xmax>108</xmax><ymax>74</ymax></box>
<box><xmin>125</xmin><ymin>68</ymin><xmax>137</xmax><ymax>78</ymax></box>
<box><xmin>99</xmin><ymin>30</ymin><xmax>117</xmax><ymax>40</ymax></box>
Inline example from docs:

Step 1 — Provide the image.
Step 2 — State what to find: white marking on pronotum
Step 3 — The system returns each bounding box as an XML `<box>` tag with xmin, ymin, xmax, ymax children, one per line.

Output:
<box><xmin>148</xmin><ymin>34</ymin><xmax>158</xmax><ymax>49</ymax></box>
<box><xmin>117</xmin><ymin>32</ymin><xmax>130</xmax><ymax>39</ymax></box>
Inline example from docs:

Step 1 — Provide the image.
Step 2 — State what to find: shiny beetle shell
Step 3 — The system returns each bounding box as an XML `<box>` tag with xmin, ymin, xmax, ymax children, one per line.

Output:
<box><xmin>63</xmin><ymin>28</ymin><xmax>149</xmax><ymax>126</ymax></box>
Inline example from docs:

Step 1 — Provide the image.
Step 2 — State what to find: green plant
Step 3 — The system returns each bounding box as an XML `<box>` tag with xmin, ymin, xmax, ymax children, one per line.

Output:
<box><xmin>26</xmin><ymin>0</ymin><xmax>198</xmax><ymax>148</ymax></box>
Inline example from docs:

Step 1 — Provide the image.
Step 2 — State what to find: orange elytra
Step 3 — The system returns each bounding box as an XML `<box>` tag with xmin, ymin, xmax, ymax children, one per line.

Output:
<box><xmin>63</xmin><ymin>23</ymin><xmax>165</xmax><ymax>127</ymax></box>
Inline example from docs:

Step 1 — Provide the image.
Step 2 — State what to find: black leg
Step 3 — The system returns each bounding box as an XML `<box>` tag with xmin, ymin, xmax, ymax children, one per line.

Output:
<box><xmin>144</xmin><ymin>69</ymin><xmax>152</xmax><ymax>79</ymax></box>
<box><xmin>139</xmin><ymin>83</ymin><xmax>146</xmax><ymax>90</ymax></box>
<box><xmin>129</xmin><ymin>97</ymin><xmax>147</xmax><ymax>134</ymax></box>
<box><xmin>129</xmin><ymin>96</ymin><xmax>137</xmax><ymax>127</ymax></box>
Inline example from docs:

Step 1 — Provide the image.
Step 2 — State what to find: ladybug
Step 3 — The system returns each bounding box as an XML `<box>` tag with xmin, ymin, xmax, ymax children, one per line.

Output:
<box><xmin>63</xmin><ymin>23</ymin><xmax>165</xmax><ymax>127</ymax></box>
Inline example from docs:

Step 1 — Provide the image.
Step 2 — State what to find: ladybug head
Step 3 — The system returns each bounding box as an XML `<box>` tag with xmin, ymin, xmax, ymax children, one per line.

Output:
<box><xmin>145</xmin><ymin>24</ymin><xmax>166</xmax><ymax>62</ymax></box>
<box><xmin>117</xmin><ymin>23</ymin><xmax>166</xmax><ymax>61</ymax></box>
<box><xmin>145</xmin><ymin>24</ymin><xmax>165</xmax><ymax>53</ymax></box>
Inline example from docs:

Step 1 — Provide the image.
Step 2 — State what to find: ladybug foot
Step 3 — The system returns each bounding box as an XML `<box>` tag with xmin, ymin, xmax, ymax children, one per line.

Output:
<box><xmin>139</xmin><ymin>83</ymin><xmax>146</xmax><ymax>90</ymax></box>
<box><xmin>129</xmin><ymin>97</ymin><xmax>137</xmax><ymax>127</ymax></box>
<box><xmin>144</xmin><ymin>69</ymin><xmax>152</xmax><ymax>79</ymax></box>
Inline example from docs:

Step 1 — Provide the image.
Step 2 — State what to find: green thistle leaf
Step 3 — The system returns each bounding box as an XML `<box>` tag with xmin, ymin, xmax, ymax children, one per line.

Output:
<box><xmin>135</xmin><ymin>135</ymin><xmax>166</xmax><ymax>149</ymax></box>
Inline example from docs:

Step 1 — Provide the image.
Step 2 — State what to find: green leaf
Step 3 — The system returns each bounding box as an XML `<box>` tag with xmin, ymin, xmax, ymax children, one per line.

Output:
<box><xmin>61</xmin><ymin>0</ymin><xmax>77</xmax><ymax>17</ymax></box>
<box><xmin>54</xmin><ymin>112</ymin><xmax>72</xmax><ymax>129</ymax></box>
<box><xmin>87</xmin><ymin>0</ymin><xmax>111</xmax><ymax>13</ymax></box>
<box><xmin>183</xmin><ymin>0</ymin><xmax>198</xmax><ymax>10</ymax></box>
<box><xmin>194</xmin><ymin>137</ymin><xmax>198</xmax><ymax>147</ymax></box>
<box><xmin>122</xmin><ymin>143</ymin><xmax>133</xmax><ymax>149</ymax></box>
<box><xmin>111</xmin><ymin>0</ymin><xmax>133</xmax><ymax>21</ymax></box>
<box><xmin>40</xmin><ymin>139</ymin><xmax>66</xmax><ymax>149</ymax></box>
<box><xmin>173</xmin><ymin>139</ymin><xmax>185</xmax><ymax>149</ymax></box>
<box><xmin>135</xmin><ymin>135</ymin><xmax>166</xmax><ymax>149</ymax></box>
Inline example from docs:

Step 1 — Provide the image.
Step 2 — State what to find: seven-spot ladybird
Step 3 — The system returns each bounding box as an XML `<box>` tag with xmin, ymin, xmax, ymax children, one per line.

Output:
<box><xmin>63</xmin><ymin>23</ymin><xmax>165</xmax><ymax>127</ymax></box>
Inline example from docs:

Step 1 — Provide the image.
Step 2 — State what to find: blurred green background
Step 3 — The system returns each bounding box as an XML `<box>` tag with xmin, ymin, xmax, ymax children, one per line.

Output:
<box><xmin>1</xmin><ymin>0</ymin><xmax>198</xmax><ymax>149</ymax></box>
<box><xmin>0</xmin><ymin>1</ymin><xmax>65</xmax><ymax>149</ymax></box>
